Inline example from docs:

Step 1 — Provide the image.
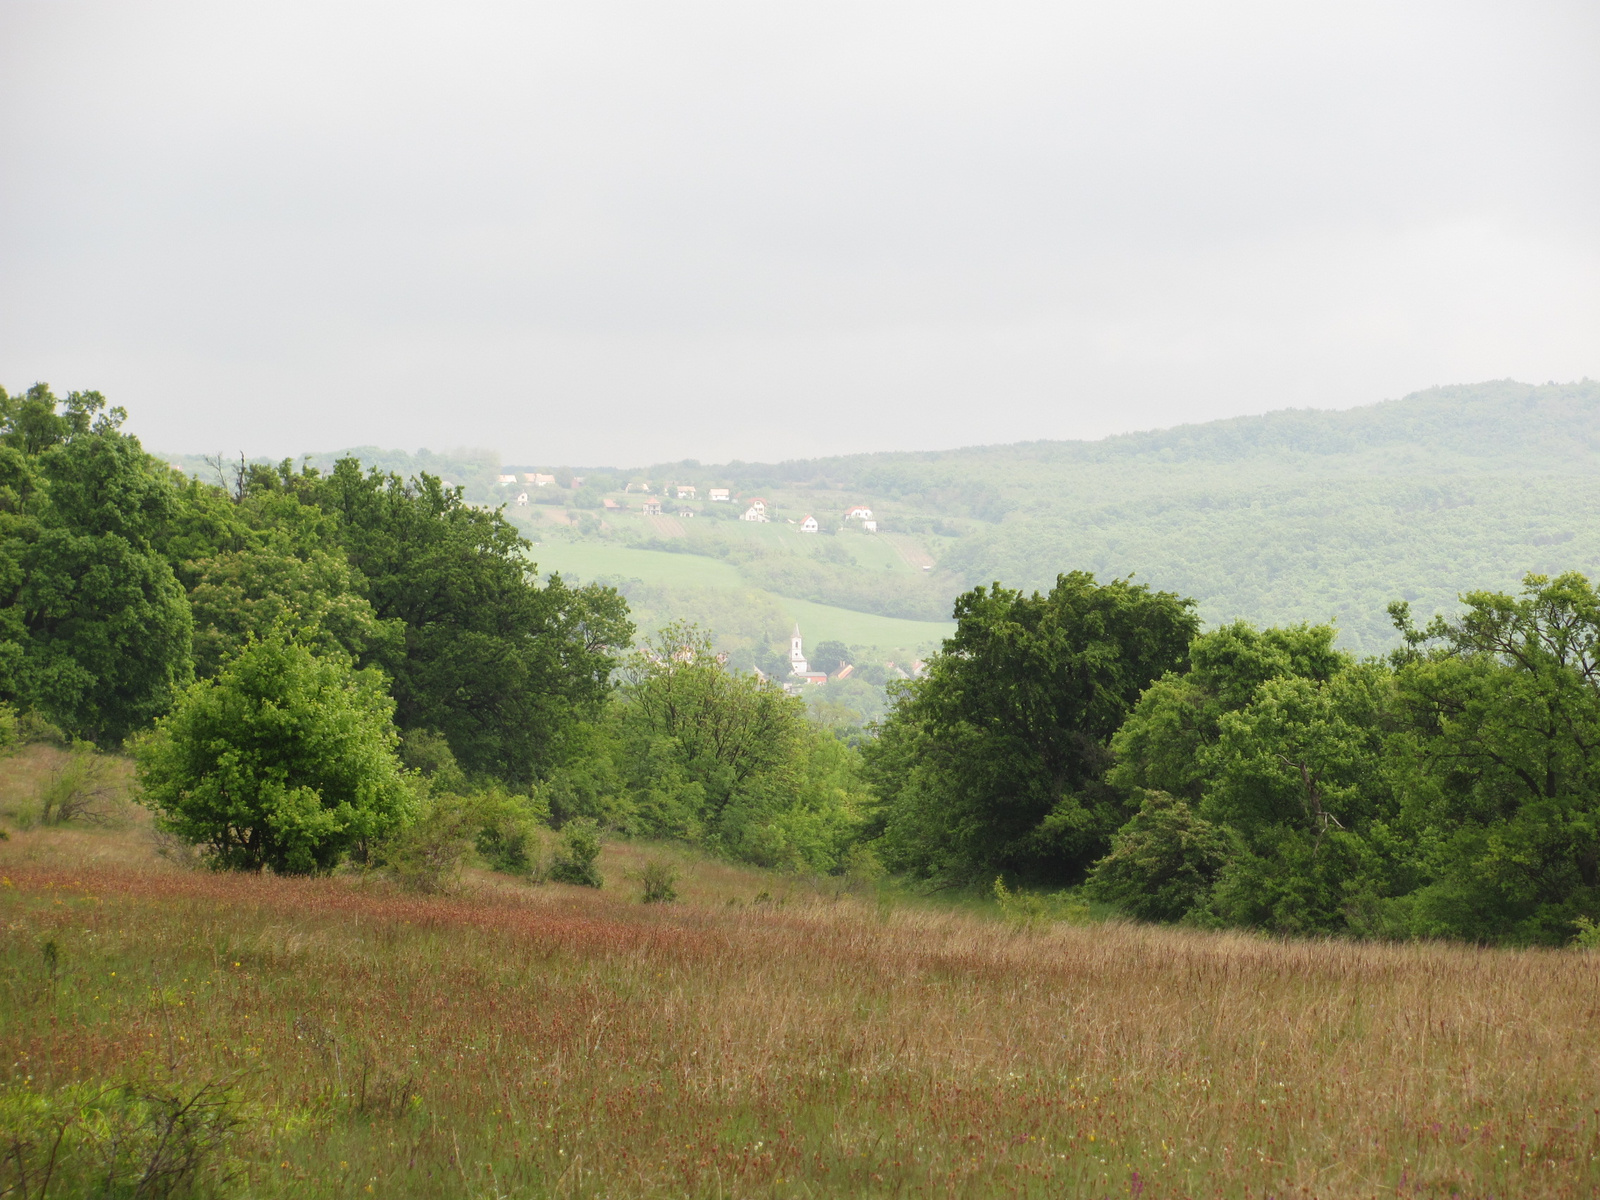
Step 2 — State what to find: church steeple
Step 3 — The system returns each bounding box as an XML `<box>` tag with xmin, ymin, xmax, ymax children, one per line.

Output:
<box><xmin>789</xmin><ymin>624</ymin><xmax>807</xmax><ymax>675</ymax></box>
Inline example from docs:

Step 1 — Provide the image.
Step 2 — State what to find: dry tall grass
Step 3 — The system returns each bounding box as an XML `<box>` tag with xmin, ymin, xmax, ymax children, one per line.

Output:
<box><xmin>3</xmin><ymin>816</ymin><xmax>1598</xmax><ymax>1197</ymax></box>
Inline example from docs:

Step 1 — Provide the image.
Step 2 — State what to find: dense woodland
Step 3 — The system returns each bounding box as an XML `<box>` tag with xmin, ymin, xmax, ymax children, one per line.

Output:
<box><xmin>13</xmin><ymin>383</ymin><xmax>1600</xmax><ymax>945</ymax></box>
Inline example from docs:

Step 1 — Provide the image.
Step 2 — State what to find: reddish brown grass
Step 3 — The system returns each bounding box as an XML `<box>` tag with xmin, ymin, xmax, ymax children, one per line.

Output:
<box><xmin>3</xmin><ymin>821</ymin><xmax>1599</xmax><ymax>1197</ymax></box>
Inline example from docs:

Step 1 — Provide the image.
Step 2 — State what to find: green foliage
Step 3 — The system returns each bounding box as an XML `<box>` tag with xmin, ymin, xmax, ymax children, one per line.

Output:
<box><xmin>374</xmin><ymin>787</ymin><xmax>545</xmax><ymax>892</ymax></box>
<box><xmin>548</xmin><ymin>817</ymin><xmax>603</xmax><ymax>888</ymax></box>
<box><xmin>637</xmin><ymin>858</ymin><xmax>679</xmax><ymax>903</ymax></box>
<box><xmin>0</xmin><ymin>1078</ymin><xmax>246</xmax><ymax>1199</ymax></box>
<box><xmin>868</xmin><ymin>571</ymin><xmax>1198</xmax><ymax>883</ymax></box>
<box><xmin>1385</xmin><ymin>573</ymin><xmax>1600</xmax><ymax>942</ymax></box>
<box><xmin>0</xmin><ymin>385</ymin><xmax>194</xmax><ymax>743</ymax></box>
<box><xmin>186</xmin><ymin>543</ymin><xmax>396</xmax><ymax>679</ymax></box>
<box><xmin>35</xmin><ymin>743</ymin><xmax>123</xmax><ymax>826</ymax></box>
<box><xmin>308</xmin><ymin>460</ymin><xmax>633</xmax><ymax>785</ymax></box>
<box><xmin>610</xmin><ymin>624</ymin><xmax>869</xmax><ymax>871</ymax></box>
<box><xmin>134</xmin><ymin>631</ymin><xmax>413</xmax><ymax>874</ymax></box>
<box><xmin>991</xmin><ymin>876</ymin><xmax>1090</xmax><ymax>930</ymax></box>
<box><xmin>810</xmin><ymin>640</ymin><xmax>850</xmax><ymax>676</ymax></box>
<box><xmin>1084</xmin><ymin>791</ymin><xmax>1233</xmax><ymax>922</ymax></box>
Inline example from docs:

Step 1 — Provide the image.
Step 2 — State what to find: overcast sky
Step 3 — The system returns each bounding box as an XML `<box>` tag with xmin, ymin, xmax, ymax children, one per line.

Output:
<box><xmin>2</xmin><ymin>2</ymin><xmax>1597</xmax><ymax>465</ymax></box>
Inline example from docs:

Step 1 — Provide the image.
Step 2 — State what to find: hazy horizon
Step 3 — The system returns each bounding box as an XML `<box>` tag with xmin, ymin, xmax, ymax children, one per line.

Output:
<box><xmin>4</xmin><ymin>3</ymin><xmax>1597</xmax><ymax>464</ymax></box>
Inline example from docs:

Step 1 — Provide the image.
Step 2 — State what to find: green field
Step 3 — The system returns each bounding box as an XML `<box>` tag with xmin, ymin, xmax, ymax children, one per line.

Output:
<box><xmin>528</xmin><ymin>541</ymin><xmax>744</xmax><ymax>589</ymax></box>
<box><xmin>527</xmin><ymin>540</ymin><xmax>954</xmax><ymax>652</ymax></box>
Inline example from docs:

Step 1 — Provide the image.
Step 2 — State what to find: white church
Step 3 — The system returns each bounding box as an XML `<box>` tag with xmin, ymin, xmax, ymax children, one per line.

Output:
<box><xmin>788</xmin><ymin>625</ymin><xmax>828</xmax><ymax>686</ymax></box>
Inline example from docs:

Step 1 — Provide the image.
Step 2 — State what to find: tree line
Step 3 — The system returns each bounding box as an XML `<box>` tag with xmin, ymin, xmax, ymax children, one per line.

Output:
<box><xmin>0</xmin><ymin>385</ymin><xmax>867</xmax><ymax>879</ymax></box>
<box><xmin>7</xmin><ymin>384</ymin><xmax>1600</xmax><ymax>944</ymax></box>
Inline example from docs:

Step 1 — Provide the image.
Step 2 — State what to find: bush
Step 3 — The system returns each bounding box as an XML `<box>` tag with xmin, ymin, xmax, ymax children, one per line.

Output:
<box><xmin>638</xmin><ymin>858</ymin><xmax>679</xmax><ymax>903</ymax></box>
<box><xmin>0</xmin><ymin>1078</ymin><xmax>246</xmax><ymax>1199</ymax></box>
<box><xmin>36</xmin><ymin>743</ymin><xmax>123</xmax><ymax>825</ymax></box>
<box><xmin>133</xmin><ymin>631</ymin><xmax>413</xmax><ymax>874</ymax></box>
<box><xmin>548</xmin><ymin>818</ymin><xmax>603</xmax><ymax>888</ymax></box>
<box><xmin>374</xmin><ymin>793</ymin><xmax>478</xmax><ymax>893</ymax></box>
<box><xmin>1084</xmin><ymin>791</ymin><xmax>1234</xmax><ymax>922</ymax></box>
<box><xmin>473</xmin><ymin>786</ymin><xmax>549</xmax><ymax>877</ymax></box>
<box><xmin>992</xmin><ymin>876</ymin><xmax>1089</xmax><ymax>931</ymax></box>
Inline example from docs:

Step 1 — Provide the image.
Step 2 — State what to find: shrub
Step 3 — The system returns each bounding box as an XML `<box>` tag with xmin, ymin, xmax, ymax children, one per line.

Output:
<box><xmin>548</xmin><ymin>818</ymin><xmax>603</xmax><ymax>888</ymax></box>
<box><xmin>638</xmin><ymin>858</ymin><xmax>679</xmax><ymax>903</ymax></box>
<box><xmin>375</xmin><ymin>793</ymin><xmax>478</xmax><ymax>893</ymax></box>
<box><xmin>473</xmin><ymin>787</ymin><xmax>550</xmax><ymax>878</ymax></box>
<box><xmin>133</xmin><ymin>631</ymin><xmax>413</xmax><ymax>874</ymax></box>
<box><xmin>1084</xmin><ymin>790</ymin><xmax>1234</xmax><ymax>922</ymax></box>
<box><xmin>36</xmin><ymin>743</ymin><xmax>122</xmax><ymax>825</ymax></box>
<box><xmin>0</xmin><ymin>1078</ymin><xmax>246</xmax><ymax>1199</ymax></box>
<box><xmin>992</xmin><ymin>876</ymin><xmax>1089</xmax><ymax>930</ymax></box>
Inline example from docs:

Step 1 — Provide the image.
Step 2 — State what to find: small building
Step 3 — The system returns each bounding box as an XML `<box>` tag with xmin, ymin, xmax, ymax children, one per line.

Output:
<box><xmin>709</xmin><ymin>488</ymin><xmax>731</xmax><ymax>502</ymax></box>
<box><xmin>747</xmin><ymin>498</ymin><xmax>767</xmax><ymax>513</ymax></box>
<box><xmin>741</xmin><ymin>505</ymin><xmax>768</xmax><ymax>523</ymax></box>
<box><xmin>498</xmin><ymin>473</ymin><xmax>519</xmax><ymax>485</ymax></box>
<box><xmin>642</xmin><ymin>498</ymin><xmax>663</xmax><ymax>516</ymax></box>
<box><xmin>676</xmin><ymin>485</ymin><xmax>697</xmax><ymax>499</ymax></box>
<box><xmin>533</xmin><ymin>473</ymin><xmax>556</xmax><ymax>488</ymax></box>
<box><xmin>845</xmin><ymin>505</ymin><xmax>873</xmax><ymax>521</ymax></box>
<box><xmin>862</xmin><ymin>519</ymin><xmax>877</xmax><ymax>533</ymax></box>
<box><xmin>677</xmin><ymin>506</ymin><xmax>696</xmax><ymax>518</ymax></box>
<box><xmin>799</xmin><ymin>515</ymin><xmax>819</xmax><ymax>533</ymax></box>
<box><xmin>602</xmin><ymin>498</ymin><xmax>621</xmax><ymax>510</ymax></box>
<box><xmin>514</xmin><ymin>492</ymin><xmax>529</xmax><ymax>506</ymax></box>
<box><xmin>833</xmin><ymin>663</ymin><xmax>854</xmax><ymax>682</ymax></box>
<box><xmin>570</xmin><ymin>475</ymin><xmax>585</xmax><ymax>488</ymax></box>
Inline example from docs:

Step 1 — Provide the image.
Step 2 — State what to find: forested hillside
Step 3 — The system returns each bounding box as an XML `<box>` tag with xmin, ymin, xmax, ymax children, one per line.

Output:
<box><xmin>616</xmin><ymin>379</ymin><xmax>1600</xmax><ymax>653</ymax></box>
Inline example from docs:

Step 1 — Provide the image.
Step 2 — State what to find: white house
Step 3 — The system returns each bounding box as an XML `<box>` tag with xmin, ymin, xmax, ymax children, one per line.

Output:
<box><xmin>514</xmin><ymin>492</ymin><xmax>529</xmax><ymax>506</ymax></box>
<box><xmin>747</xmin><ymin>497</ymin><xmax>767</xmax><ymax>513</ymax></box>
<box><xmin>676</xmin><ymin>485</ymin><xmax>697</xmax><ymax>499</ymax></box>
<box><xmin>845</xmin><ymin>505</ymin><xmax>873</xmax><ymax>521</ymax></box>
<box><xmin>498</xmin><ymin>473</ymin><xmax>518</xmax><ymax>485</ymax></box>
<box><xmin>642</xmin><ymin>498</ymin><xmax>663</xmax><ymax>515</ymax></box>
<box><xmin>862</xmin><ymin>520</ymin><xmax>877</xmax><ymax>533</ymax></box>
<box><xmin>709</xmin><ymin>488</ymin><xmax>731</xmax><ymax>502</ymax></box>
<box><xmin>741</xmin><ymin>505</ymin><xmax>768</xmax><ymax>523</ymax></box>
<box><xmin>799</xmin><ymin>515</ymin><xmax>819</xmax><ymax>533</ymax></box>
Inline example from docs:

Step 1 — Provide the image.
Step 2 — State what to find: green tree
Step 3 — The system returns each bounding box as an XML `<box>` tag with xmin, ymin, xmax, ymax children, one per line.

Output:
<box><xmin>867</xmin><ymin>571</ymin><xmax>1198</xmax><ymax>882</ymax></box>
<box><xmin>0</xmin><ymin>385</ymin><xmax>193</xmax><ymax>742</ymax></box>
<box><xmin>1197</xmin><ymin>663</ymin><xmax>1403</xmax><ymax>934</ymax></box>
<box><xmin>809</xmin><ymin>640</ymin><xmax>850</xmax><ymax>677</ymax></box>
<box><xmin>1084</xmin><ymin>790</ymin><xmax>1233</xmax><ymax>922</ymax></box>
<box><xmin>308</xmin><ymin>459</ymin><xmax>633</xmax><ymax>784</ymax></box>
<box><xmin>186</xmin><ymin>542</ymin><xmax>397</xmax><ymax>678</ymax></box>
<box><xmin>613</xmin><ymin>623</ymin><xmax>866</xmax><ymax>869</ymax></box>
<box><xmin>1109</xmin><ymin>622</ymin><xmax>1348</xmax><ymax>801</ymax></box>
<box><xmin>134</xmin><ymin>630</ymin><xmax>413</xmax><ymax>873</ymax></box>
<box><xmin>1389</xmin><ymin>574</ymin><xmax>1600</xmax><ymax>942</ymax></box>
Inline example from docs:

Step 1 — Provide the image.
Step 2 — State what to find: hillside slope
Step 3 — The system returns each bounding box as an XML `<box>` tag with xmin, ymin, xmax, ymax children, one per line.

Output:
<box><xmin>622</xmin><ymin>378</ymin><xmax>1600</xmax><ymax>652</ymax></box>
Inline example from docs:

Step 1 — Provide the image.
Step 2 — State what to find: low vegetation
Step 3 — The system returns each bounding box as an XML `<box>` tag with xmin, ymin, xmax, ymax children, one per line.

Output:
<box><xmin>4</xmin><ymin>826</ymin><xmax>1600</xmax><ymax>1198</ymax></box>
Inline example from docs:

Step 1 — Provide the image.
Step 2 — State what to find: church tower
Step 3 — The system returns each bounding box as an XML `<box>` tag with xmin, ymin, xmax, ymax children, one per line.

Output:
<box><xmin>789</xmin><ymin>624</ymin><xmax>807</xmax><ymax>675</ymax></box>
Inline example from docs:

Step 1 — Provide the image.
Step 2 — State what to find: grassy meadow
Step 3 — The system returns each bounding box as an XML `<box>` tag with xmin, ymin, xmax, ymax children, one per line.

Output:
<box><xmin>523</xmin><ymin>539</ymin><xmax>955</xmax><ymax>653</ymax></box>
<box><xmin>3</xmin><ymin>750</ymin><xmax>1600</xmax><ymax>1198</ymax></box>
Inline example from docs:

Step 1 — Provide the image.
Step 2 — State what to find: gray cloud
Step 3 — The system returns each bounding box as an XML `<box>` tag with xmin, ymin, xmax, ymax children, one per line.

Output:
<box><xmin>2</xmin><ymin>1</ymin><xmax>1596</xmax><ymax>464</ymax></box>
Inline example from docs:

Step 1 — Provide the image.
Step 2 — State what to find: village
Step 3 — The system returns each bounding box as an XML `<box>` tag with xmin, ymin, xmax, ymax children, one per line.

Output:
<box><xmin>494</xmin><ymin>471</ymin><xmax>879</xmax><ymax>534</ymax></box>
